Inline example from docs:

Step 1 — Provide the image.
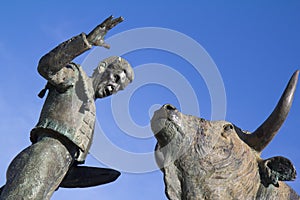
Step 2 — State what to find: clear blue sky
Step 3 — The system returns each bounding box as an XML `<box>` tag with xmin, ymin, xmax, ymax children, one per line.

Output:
<box><xmin>0</xmin><ymin>1</ymin><xmax>299</xmax><ymax>199</ymax></box>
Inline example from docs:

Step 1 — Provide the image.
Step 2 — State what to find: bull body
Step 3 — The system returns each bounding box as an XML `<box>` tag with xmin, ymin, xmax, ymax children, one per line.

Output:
<box><xmin>151</xmin><ymin>71</ymin><xmax>299</xmax><ymax>200</ymax></box>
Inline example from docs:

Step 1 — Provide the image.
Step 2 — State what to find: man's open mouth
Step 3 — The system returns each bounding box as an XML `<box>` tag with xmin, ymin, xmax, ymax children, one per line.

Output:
<box><xmin>103</xmin><ymin>85</ymin><xmax>115</xmax><ymax>97</ymax></box>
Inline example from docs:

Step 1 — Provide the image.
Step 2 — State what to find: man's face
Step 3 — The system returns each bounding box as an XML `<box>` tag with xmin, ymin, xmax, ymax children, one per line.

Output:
<box><xmin>94</xmin><ymin>67</ymin><xmax>131</xmax><ymax>98</ymax></box>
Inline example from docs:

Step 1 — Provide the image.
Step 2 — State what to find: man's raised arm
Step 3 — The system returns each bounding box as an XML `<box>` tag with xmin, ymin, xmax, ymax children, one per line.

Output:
<box><xmin>37</xmin><ymin>16</ymin><xmax>123</xmax><ymax>80</ymax></box>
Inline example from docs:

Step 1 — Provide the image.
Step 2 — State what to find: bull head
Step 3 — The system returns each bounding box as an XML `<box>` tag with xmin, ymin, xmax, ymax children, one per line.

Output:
<box><xmin>151</xmin><ymin>70</ymin><xmax>299</xmax><ymax>199</ymax></box>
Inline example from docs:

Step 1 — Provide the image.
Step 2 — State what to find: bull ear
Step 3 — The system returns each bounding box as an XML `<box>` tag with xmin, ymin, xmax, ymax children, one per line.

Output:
<box><xmin>259</xmin><ymin>156</ymin><xmax>297</xmax><ymax>187</ymax></box>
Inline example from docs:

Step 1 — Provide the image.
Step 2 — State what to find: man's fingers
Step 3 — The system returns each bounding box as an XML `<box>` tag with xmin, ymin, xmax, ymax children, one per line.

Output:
<box><xmin>110</xmin><ymin>16</ymin><xmax>124</xmax><ymax>28</ymax></box>
<box><xmin>105</xmin><ymin>16</ymin><xmax>124</xmax><ymax>30</ymax></box>
<box><xmin>101</xmin><ymin>15</ymin><xmax>113</xmax><ymax>28</ymax></box>
<box><xmin>94</xmin><ymin>39</ymin><xmax>110</xmax><ymax>49</ymax></box>
<box><xmin>99</xmin><ymin>16</ymin><xmax>124</xmax><ymax>30</ymax></box>
<box><xmin>113</xmin><ymin>16</ymin><xmax>124</xmax><ymax>25</ymax></box>
<box><xmin>88</xmin><ymin>16</ymin><xmax>123</xmax><ymax>47</ymax></box>
<box><xmin>101</xmin><ymin>43</ymin><xmax>110</xmax><ymax>49</ymax></box>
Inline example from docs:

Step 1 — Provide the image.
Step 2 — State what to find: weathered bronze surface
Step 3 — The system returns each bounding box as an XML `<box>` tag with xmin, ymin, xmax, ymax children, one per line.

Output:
<box><xmin>0</xmin><ymin>16</ymin><xmax>134</xmax><ymax>200</ymax></box>
<box><xmin>151</xmin><ymin>71</ymin><xmax>299</xmax><ymax>200</ymax></box>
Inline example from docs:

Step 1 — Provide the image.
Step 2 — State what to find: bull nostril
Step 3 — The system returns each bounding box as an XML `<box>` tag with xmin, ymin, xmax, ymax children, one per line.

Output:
<box><xmin>163</xmin><ymin>104</ymin><xmax>176</xmax><ymax>110</ymax></box>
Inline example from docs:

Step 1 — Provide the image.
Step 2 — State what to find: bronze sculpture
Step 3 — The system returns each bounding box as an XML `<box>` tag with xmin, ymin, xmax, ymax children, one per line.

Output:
<box><xmin>151</xmin><ymin>71</ymin><xmax>299</xmax><ymax>199</ymax></box>
<box><xmin>0</xmin><ymin>16</ymin><xmax>134</xmax><ymax>200</ymax></box>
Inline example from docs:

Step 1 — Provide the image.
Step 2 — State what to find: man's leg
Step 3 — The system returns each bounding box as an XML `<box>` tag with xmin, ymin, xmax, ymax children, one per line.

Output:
<box><xmin>0</xmin><ymin>136</ymin><xmax>75</xmax><ymax>200</ymax></box>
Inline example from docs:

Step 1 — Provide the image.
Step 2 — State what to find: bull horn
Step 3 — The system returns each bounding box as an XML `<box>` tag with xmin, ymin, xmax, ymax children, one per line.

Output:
<box><xmin>244</xmin><ymin>70</ymin><xmax>299</xmax><ymax>152</ymax></box>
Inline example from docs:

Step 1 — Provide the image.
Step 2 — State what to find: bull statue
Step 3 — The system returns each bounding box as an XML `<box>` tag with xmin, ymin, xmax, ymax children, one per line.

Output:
<box><xmin>151</xmin><ymin>70</ymin><xmax>299</xmax><ymax>200</ymax></box>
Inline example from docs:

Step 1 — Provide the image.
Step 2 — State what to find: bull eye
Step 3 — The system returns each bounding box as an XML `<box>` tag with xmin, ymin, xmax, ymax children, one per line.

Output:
<box><xmin>223</xmin><ymin>124</ymin><xmax>233</xmax><ymax>132</ymax></box>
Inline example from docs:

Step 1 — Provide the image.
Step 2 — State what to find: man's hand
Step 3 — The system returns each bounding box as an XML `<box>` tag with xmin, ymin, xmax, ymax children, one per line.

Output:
<box><xmin>87</xmin><ymin>16</ymin><xmax>124</xmax><ymax>49</ymax></box>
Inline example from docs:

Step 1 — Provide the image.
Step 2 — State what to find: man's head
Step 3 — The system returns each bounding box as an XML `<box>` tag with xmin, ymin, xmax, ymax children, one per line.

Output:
<box><xmin>92</xmin><ymin>56</ymin><xmax>134</xmax><ymax>98</ymax></box>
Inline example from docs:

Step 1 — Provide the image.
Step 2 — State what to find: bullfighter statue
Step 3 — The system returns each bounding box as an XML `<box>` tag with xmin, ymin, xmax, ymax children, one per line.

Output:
<box><xmin>0</xmin><ymin>16</ymin><xmax>134</xmax><ymax>200</ymax></box>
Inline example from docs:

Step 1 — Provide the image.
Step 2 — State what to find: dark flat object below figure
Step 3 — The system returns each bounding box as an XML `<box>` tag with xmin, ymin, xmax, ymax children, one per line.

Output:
<box><xmin>60</xmin><ymin>166</ymin><xmax>121</xmax><ymax>188</ymax></box>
